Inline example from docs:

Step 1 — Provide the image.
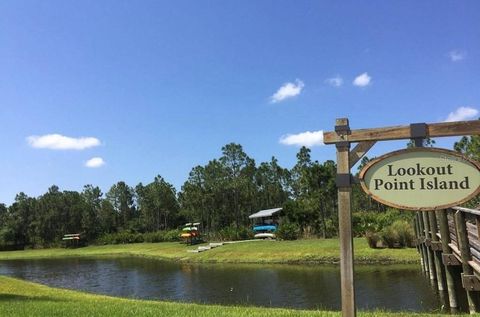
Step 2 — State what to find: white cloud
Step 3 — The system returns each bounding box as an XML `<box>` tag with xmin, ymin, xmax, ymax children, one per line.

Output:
<box><xmin>325</xmin><ymin>76</ymin><xmax>343</xmax><ymax>87</ymax></box>
<box><xmin>27</xmin><ymin>134</ymin><xmax>101</xmax><ymax>150</ymax></box>
<box><xmin>270</xmin><ymin>79</ymin><xmax>304</xmax><ymax>103</ymax></box>
<box><xmin>85</xmin><ymin>157</ymin><xmax>105</xmax><ymax>168</ymax></box>
<box><xmin>279</xmin><ymin>130</ymin><xmax>324</xmax><ymax>147</ymax></box>
<box><xmin>449</xmin><ymin>50</ymin><xmax>466</xmax><ymax>62</ymax></box>
<box><xmin>353</xmin><ymin>72</ymin><xmax>371</xmax><ymax>87</ymax></box>
<box><xmin>445</xmin><ymin>106</ymin><xmax>478</xmax><ymax>122</ymax></box>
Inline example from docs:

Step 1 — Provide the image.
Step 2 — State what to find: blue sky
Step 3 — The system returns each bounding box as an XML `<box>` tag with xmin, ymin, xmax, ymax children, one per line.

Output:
<box><xmin>0</xmin><ymin>1</ymin><xmax>479</xmax><ymax>204</ymax></box>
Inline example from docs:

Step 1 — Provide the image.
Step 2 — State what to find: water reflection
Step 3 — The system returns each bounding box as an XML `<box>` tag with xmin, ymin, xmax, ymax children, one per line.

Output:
<box><xmin>0</xmin><ymin>258</ymin><xmax>441</xmax><ymax>311</ymax></box>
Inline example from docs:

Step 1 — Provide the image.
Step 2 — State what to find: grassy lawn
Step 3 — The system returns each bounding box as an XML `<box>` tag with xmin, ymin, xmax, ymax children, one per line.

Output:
<box><xmin>0</xmin><ymin>238</ymin><xmax>419</xmax><ymax>264</ymax></box>
<box><xmin>0</xmin><ymin>276</ymin><xmax>451</xmax><ymax>317</ymax></box>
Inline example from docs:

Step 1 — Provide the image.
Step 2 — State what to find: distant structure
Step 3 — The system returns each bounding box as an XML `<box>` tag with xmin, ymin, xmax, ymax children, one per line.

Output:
<box><xmin>62</xmin><ymin>233</ymin><xmax>83</xmax><ymax>248</ymax></box>
<box><xmin>249</xmin><ymin>208</ymin><xmax>282</xmax><ymax>239</ymax></box>
<box><xmin>180</xmin><ymin>222</ymin><xmax>202</xmax><ymax>245</ymax></box>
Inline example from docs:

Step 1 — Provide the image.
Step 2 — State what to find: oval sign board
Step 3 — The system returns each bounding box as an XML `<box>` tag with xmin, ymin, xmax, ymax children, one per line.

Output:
<box><xmin>359</xmin><ymin>148</ymin><xmax>480</xmax><ymax>211</ymax></box>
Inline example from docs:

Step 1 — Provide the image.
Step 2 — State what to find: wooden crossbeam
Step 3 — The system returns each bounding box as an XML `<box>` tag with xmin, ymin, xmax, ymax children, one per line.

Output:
<box><xmin>323</xmin><ymin>120</ymin><xmax>480</xmax><ymax>144</ymax></box>
<box><xmin>349</xmin><ymin>141</ymin><xmax>376</xmax><ymax>168</ymax></box>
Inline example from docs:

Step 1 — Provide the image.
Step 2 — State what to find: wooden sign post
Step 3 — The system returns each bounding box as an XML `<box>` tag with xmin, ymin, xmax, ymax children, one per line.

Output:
<box><xmin>323</xmin><ymin>118</ymin><xmax>480</xmax><ymax>317</ymax></box>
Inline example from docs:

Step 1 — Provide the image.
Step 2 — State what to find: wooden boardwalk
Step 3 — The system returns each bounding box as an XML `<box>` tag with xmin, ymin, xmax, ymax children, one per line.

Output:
<box><xmin>414</xmin><ymin>207</ymin><xmax>480</xmax><ymax>313</ymax></box>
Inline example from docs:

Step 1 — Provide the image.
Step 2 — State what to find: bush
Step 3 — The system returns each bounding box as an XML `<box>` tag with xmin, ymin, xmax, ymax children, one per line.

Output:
<box><xmin>365</xmin><ymin>231</ymin><xmax>380</xmax><ymax>248</ymax></box>
<box><xmin>163</xmin><ymin>229</ymin><xmax>181</xmax><ymax>242</ymax></box>
<box><xmin>213</xmin><ymin>226</ymin><xmax>237</xmax><ymax>241</ymax></box>
<box><xmin>323</xmin><ymin>219</ymin><xmax>338</xmax><ymax>238</ymax></box>
<box><xmin>390</xmin><ymin>220</ymin><xmax>415</xmax><ymax>248</ymax></box>
<box><xmin>206</xmin><ymin>225</ymin><xmax>253</xmax><ymax>241</ymax></box>
<box><xmin>143</xmin><ymin>231</ymin><xmax>166</xmax><ymax>243</ymax></box>
<box><xmin>353</xmin><ymin>212</ymin><xmax>380</xmax><ymax>236</ymax></box>
<box><xmin>96</xmin><ymin>229</ymin><xmax>181</xmax><ymax>245</ymax></box>
<box><xmin>277</xmin><ymin>222</ymin><xmax>300</xmax><ymax>240</ymax></box>
<box><xmin>353</xmin><ymin>209</ymin><xmax>415</xmax><ymax>237</ymax></box>
<box><xmin>380</xmin><ymin>226</ymin><xmax>399</xmax><ymax>248</ymax></box>
<box><xmin>378</xmin><ymin>220</ymin><xmax>415</xmax><ymax>248</ymax></box>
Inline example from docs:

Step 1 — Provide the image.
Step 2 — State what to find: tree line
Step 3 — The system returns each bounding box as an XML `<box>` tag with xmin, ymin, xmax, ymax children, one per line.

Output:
<box><xmin>0</xmin><ymin>136</ymin><xmax>477</xmax><ymax>249</ymax></box>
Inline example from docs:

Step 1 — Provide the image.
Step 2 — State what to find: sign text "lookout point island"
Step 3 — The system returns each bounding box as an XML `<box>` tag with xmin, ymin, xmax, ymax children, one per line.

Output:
<box><xmin>359</xmin><ymin>148</ymin><xmax>480</xmax><ymax>211</ymax></box>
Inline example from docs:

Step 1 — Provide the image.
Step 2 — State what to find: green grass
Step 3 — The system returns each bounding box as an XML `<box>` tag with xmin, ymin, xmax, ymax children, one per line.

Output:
<box><xmin>0</xmin><ymin>238</ymin><xmax>419</xmax><ymax>264</ymax></box>
<box><xmin>0</xmin><ymin>276</ymin><xmax>454</xmax><ymax>317</ymax></box>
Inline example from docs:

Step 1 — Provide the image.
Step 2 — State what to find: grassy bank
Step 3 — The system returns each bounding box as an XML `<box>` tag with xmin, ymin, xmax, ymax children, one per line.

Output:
<box><xmin>0</xmin><ymin>276</ymin><xmax>449</xmax><ymax>317</ymax></box>
<box><xmin>0</xmin><ymin>238</ymin><xmax>418</xmax><ymax>264</ymax></box>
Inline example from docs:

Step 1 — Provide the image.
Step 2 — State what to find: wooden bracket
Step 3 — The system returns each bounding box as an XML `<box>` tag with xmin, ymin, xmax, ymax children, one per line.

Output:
<box><xmin>462</xmin><ymin>274</ymin><xmax>480</xmax><ymax>291</ymax></box>
<box><xmin>410</xmin><ymin>123</ymin><xmax>427</xmax><ymax>138</ymax></box>
<box><xmin>335</xmin><ymin>141</ymin><xmax>350</xmax><ymax>149</ymax></box>
<box><xmin>336</xmin><ymin>174</ymin><xmax>353</xmax><ymax>188</ymax></box>
<box><xmin>416</xmin><ymin>237</ymin><xmax>425</xmax><ymax>246</ymax></box>
<box><xmin>430</xmin><ymin>241</ymin><xmax>443</xmax><ymax>251</ymax></box>
<box><xmin>349</xmin><ymin>141</ymin><xmax>376</xmax><ymax>168</ymax></box>
<box><xmin>424</xmin><ymin>238</ymin><xmax>431</xmax><ymax>247</ymax></box>
<box><xmin>335</xmin><ymin>124</ymin><xmax>350</xmax><ymax>135</ymax></box>
<box><xmin>410</xmin><ymin>123</ymin><xmax>427</xmax><ymax>147</ymax></box>
<box><xmin>442</xmin><ymin>253</ymin><xmax>461</xmax><ymax>266</ymax></box>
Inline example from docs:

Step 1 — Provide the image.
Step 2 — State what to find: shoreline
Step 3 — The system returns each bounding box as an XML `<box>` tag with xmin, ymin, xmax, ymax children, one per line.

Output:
<box><xmin>0</xmin><ymin>275</ymin><xmax>449</xmax><ymax>317</ymax></box>
<box><xmin>0</xmin><ymin>238</ymin><xmax>419</xmax><ymax>265</ymax></box>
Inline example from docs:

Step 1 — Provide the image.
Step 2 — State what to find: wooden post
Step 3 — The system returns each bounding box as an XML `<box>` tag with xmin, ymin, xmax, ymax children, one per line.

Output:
<box><xmin>416</xmin><ymin>213</ymin><xmax>428</xmax><ymax>273</ymax></box>
<box><xmin>422</xmin><ymin>211</ymin><xmax>437</xmax><ymax>283</ymax></box>
<box><xmin>413</xmin><ymin>215</ymin><xmax>424</xmax><ymax>271</ymax></box>
<box><xmin>321</xmin><ymin>119</ymin><xmax>480</xmax><ymax>316</ymax></box>
<box><xmin>436</xmin><ymin>209</ymin><xmax>459</xmax><ymax>312</ymax></box>
<box><xmin>454</xmin><ymin>210</ymin><xmax>478</xmax><ymax>313</ymax></box>
<box><xmin>475</xmin><ymin>215</ymin><xmax>480</xmax><ymax>245</ymax></box>
<box><xmin>335</xmin><ymin>118</ymin><xmax>356</xmax><ymax>317</ymax></box>
<box><xmin>429</xmin><ymin>212</ymin><xmax>447</xmax><ymax>292</ymax></box>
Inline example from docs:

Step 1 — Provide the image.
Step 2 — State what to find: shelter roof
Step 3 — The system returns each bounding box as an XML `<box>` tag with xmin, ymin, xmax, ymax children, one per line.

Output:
<box><xmin>248</xmin><ymin>207</ymin><xmax>282</xmax><ymax>219</ymax></box>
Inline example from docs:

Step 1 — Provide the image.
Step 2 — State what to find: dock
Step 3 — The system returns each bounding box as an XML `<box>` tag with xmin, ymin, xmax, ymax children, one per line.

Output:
<box><xmin>414</xmin><ymin>206</ymin><xmax>480</xmax><ymax>313</ymax></box>
<box><xmin>187</xmin><ymin>239</ymin><xmax>266</xmax><ymax>253</ymax></box>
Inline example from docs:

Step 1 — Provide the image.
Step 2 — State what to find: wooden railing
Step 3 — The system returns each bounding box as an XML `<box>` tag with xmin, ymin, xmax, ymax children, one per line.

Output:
<box><xmin>415</xmin><ymin>207</ymin><xmax>480</xmax><ymax>313</ymax></box>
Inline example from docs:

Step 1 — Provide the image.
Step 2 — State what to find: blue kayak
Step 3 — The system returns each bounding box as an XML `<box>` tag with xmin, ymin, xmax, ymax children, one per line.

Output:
<box><xmin>253</xmin><ymin>225</ymin><xmax>277</xmax><ymax>232</ymax></box>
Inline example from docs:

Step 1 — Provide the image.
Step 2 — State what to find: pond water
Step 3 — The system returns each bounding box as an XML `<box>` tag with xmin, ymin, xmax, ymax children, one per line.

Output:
<box><xmin>0</xmin><ymin>257</ymin><xmax>443</xmax><ymax>312</ymax></box>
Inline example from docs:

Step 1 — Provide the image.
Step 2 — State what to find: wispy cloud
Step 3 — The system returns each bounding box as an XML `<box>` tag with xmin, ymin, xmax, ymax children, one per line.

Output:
<box><xmin>270</xmin><ymin>79</ymin><xmax>304</xmax><ymax>103</ymax></box>
<box><xmin>325</xmin><ymin>76</ymin><xmax>343</xmax><ymax>87</ymax></box>
<box><xmin>27</xmin><ymin>134</ymin><xmax>101</xmax><ymax>150</ymax></box>
<box><xmin>445</xmin><ymin>106</ymin><xmax>478</xmax><ymax>122</ymax></box>
<box><xmin>85</xmin><ymin>157</ymin><xmax>105</xmax><ymax>168</ymax></box>
<box><xmin>449</xmin><ymin>50</ymin><xmax>466</xmax><ymax>62</ymax></box>
<box><xmin>353</xmin><ymin>72</ymin><xmax>371</xmax><ymax>87</ymax></box>
<box><xmin>279</xmin><ymin>130</ymin><xmax>324</xmax><ymax>147</ymax></box>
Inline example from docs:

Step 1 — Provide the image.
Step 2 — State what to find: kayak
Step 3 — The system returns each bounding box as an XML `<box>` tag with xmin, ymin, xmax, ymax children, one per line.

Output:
<box><xmin>182</xmin><ymin>227</ymin><xmax>198</xmax><ymax>231</ymax></box>
<box><xmin>254</xmin><ymin>233</ymin><xmax>276</xmax><ymax>239</ymax></box>
<box><xmin>253</xmin><ymin>225</ymin><xmax>277</xmax><ymax>232</ymax></box>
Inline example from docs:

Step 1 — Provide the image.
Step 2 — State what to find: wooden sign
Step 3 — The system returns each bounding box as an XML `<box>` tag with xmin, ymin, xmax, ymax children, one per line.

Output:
<box><xmin>359</xmin><ymin>148</ymin><xmax>480</xmax><ymax>211</ymax></box>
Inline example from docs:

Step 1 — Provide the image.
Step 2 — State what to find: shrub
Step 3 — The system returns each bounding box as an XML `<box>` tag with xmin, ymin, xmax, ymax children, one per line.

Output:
<box><xmin>277</xmin><ymin>222</ymin><xmax>300</xmax><ymax>240</ymax></box>
<box><xmin>353</xmin><ymin>212</ymin><xmax>379</xmax><ymax>236</ymax></box>
<box><xmin>365</xmin><ymin>231</ymin><xmax>380</xmax><ymax>248</ymax></box>
<box><xmin>221</xmin><ymin>226</ymin><xmax>238</xmax><ymax>241</ymax></box>
<box><xmin>237</xmin><ymin>226</ymin><xmax>254</xmax><ymax>240</ymax></box>
<box><xmin>143</xmin><ymin>231</ymin><xmax>166</xmax><ymax>243</ymax></box>
<box><xmin>323</xmin><ymin>219</ymin><xmax>338</xmax><ymax>238</ymax></box>
<box><xmin>163</xmin><ymin>229</ymin><xmax>181</xmax><ymax>242</ymax></box>
<box><xmin>390</xmin><ymin>220</ymin><xmax>415</xmax><ymax>248</ymax></box>
<box><xmin>378</xmin><ymin>220</ymin><xmax>415</xmax><ymax>248</ymax></box>
<box><xmin>206</xmin><ymin>225</ymin><xmax>251</xmax><ymax>241</ymax></box>
<box><xmin>380</xmin><ymin>226</ymin><xmax>399</xmax><ymax>248</ymax></box>
<box><xmin>96</xmin><ymin>230</ymin><xmax>179</xmax><ymax>245</ymax></box>
<box><xmin>353</xmin><ymin>209</ymin><xmax>415</xmax><ymax>238</ymax></box>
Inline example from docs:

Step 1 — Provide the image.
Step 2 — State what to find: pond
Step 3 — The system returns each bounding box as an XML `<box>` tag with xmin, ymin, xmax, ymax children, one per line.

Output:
<box><xmin>0</xmin><ymin>257</ymin><xmax>443</xmax><ymax>312</ymax></box>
